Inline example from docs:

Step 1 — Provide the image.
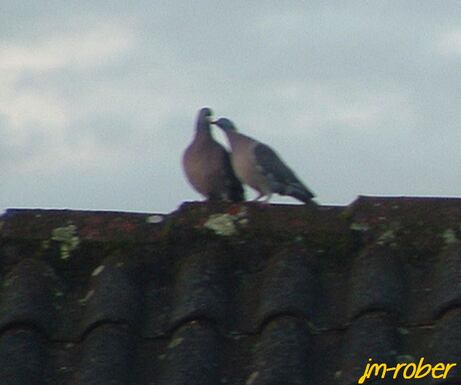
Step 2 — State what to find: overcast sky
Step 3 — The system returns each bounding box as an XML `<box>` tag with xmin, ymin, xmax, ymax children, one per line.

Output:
<box><xmin>2</xmin><ymin>1</ymin><xmax>461</xmax><ymax>214</ymax></box>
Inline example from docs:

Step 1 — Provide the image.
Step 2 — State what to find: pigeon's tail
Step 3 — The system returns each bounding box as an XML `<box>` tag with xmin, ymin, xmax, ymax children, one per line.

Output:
<box><xmin>286</xmin><ymin>183</ymin><xmax>315</xmax><ymax>204</ymax></box>
<box><xmin>227</xmin><ymin>175</ymin><xmax>245</xmax><ymax>202</ymax></box>
<box><xmin>222</xmin><ymin>154</ymin><xmax>246</xmax><ymax>202</ymax></box>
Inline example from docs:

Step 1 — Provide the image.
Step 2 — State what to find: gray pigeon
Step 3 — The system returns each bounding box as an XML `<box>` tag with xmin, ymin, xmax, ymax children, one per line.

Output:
<box><xmin>212</xmin><ymin>117</ymin><xmax>315</xmax><ymax>204</ymax></box>
<box><xmin>182</xmin><ymin>108</ymin><xmax>245</xmax><ymax>202</ymax></box>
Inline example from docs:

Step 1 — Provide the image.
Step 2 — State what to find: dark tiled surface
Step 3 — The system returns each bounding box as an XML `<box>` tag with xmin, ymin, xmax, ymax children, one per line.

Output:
<box><xmin>1</xmin><ymin>196</ymin><xmax>461</xmax><ymax>384</ymax></box>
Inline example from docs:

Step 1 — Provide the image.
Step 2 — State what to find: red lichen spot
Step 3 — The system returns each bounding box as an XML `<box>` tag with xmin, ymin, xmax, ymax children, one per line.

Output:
<box><xmin>290</xmin><ymin>218</ymin><xmax>306</xmax><ymax>227</ymax></box>
<box><xmin>86</xmin><ymin>216</ymin><xmax>105</xmax><ymax>226</ymax></box>
<box><xmin>80</xmin><ymin>225</ymin><xmax>103</xmax><ymax>240</ymax></box>
<box><xmin>107</xmin><ymin>219</ymin><xmax>137</xmax><ymax>234</ymax></box>
<box><xmin>196</xmin><ymin>217</ymin><xmax>208</xmax><ymax>228</ymax></box>
<box><xmin>227</xmin><ymin>204</ymin><xmax>244</xmax><ymax>216</ymax></box>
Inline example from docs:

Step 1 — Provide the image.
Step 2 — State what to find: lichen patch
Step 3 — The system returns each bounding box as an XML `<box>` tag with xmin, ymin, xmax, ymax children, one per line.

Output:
<box><xmin>204</xmin><ymin>213</ymin><xmax>238</xmax><ymax>236</ymax></box>
<box><xmin>442</xmin><ymin>228</ymin><xmax>458</xmax><ymax>245</ymax></box>
<box><xmin>51</xmin><ymin>224</ymin><xmax>80</xmax><ymax>259</ymax></box>
<box><xmin>146</xmin><ymin>215</ymin><xmax>164</xmax><ymax>224</ymax></box>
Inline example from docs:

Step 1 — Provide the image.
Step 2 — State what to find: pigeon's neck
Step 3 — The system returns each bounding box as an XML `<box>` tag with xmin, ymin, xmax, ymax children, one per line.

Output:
<box><xmin>224</xmin><ymin>130</ymin><xmax>250</xmax><ymax>150</ymax></box>
<box><xmin>194</xmin><ymin>123</ymin><xmax>212</xmax><ymax>142</ymax></box>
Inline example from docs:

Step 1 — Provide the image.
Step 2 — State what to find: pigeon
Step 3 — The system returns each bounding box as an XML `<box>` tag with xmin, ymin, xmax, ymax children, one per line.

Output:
<box><xmin>182</xmin><ymin>108</ymin><xmax>245</xmax><ymax>202</ymax></box>
<box><xmin>212</xmin><ymin>117</ymin><xmax>315</xmax><ymax>204</ymax></box>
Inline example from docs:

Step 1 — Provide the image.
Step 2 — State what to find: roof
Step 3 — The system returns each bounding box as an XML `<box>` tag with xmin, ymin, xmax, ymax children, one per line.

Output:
<box><xmin>0</xmin><ymin>196</ymin><xmax>461</xmax><ymax>384</ymax></box>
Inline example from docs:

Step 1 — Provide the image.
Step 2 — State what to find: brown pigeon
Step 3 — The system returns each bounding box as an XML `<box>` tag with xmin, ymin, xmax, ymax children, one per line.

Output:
<box><xmin>182</xmin><ymin>108</ymin><xmax>245</xmax><ymax>202</ymax></box>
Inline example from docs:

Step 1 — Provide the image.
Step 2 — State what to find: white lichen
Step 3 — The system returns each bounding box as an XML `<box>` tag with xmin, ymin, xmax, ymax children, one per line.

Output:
<box><xmin>146</xmin><ymin>215</ymin><xmax>164</xmax><ymax>224</ymax></box>
<box><xmin>442</xmin><ymin>228</ymin><xmax>458</xmax><ymax>245</ymax></box>
<box><xmin>246</xmin><ymin>371</ymin><xmax>259</xmax><ymax>385</ymax></box>
<box><xmin>78</xmin><ymin>289</ymin><xmax>94</xmax><ymax>305</ymax></box>
<box><xmin>377</xmin><ymin>229</ymin><xmax>396</xmax><ymax>245</ymax></box>
<box><xmin>168</xmin><ymin>337</ymin><xmax>184</xmax><ymax>349</ymax></box>
<box><xmin>91</xmin><ymin>265</ymin><xmax>105</xmax><ymax>277</ymax></box>
<box><xmin>377</xmin><ymin>222</ymin><xmax>401</xmax><ymax>246</ymax></box>
<box><xmin>51</xmin><ymin>224</ymin><xmax>80</xmax><ymax>259</ymax></box>
<box><xmin>235</xmin><ymin>205</ymin><xmax>248</xmax><ymax>218</ymax></box>
<box><xmin>204</xmin><ymin>214</ymin><xmax>238</xmax><ymax>236</ymax></box>
<box><xmin>350</xmin><ymin>223</ymin><xmax>370</xmax><ymax>232</ymax></box>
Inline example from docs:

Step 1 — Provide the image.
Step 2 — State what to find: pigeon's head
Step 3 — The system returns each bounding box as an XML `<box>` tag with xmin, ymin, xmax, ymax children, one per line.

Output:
<box><xmin>212</xmin><ymin>118</ymin><xmax>237</xmax><ymax>132</ymax></box>
<box><xmin>198</xmin><ymin>107</ymin><xmax>213</xmax><ymax>123</ymax></box>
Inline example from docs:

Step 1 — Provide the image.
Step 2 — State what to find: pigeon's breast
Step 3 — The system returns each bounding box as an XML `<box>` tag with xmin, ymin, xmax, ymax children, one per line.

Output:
<box><xmin>231</xmin><ymin>142</ymin><xmax>270</xmax><ymax>194</ymax></box>
<box><xmin>182</xmin><ymin>145</ymin><xmax>209</xmax><ymax>196</ymax></box>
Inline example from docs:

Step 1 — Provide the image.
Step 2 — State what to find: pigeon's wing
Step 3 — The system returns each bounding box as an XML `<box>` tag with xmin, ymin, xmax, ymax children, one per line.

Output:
<box><xmin>254</xmin><ymin>143</ymin><xmax>315</xmax><ymax>202</ymax></box>
<box><xmin>199</xmin><ymin>143</ymin><xmax>245</xmax><ymax>202</ymax></box>
<box><xmin>221</xmin><ymin>149</ymin><xmax>245</xmax><ymax>202</ymax></box>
